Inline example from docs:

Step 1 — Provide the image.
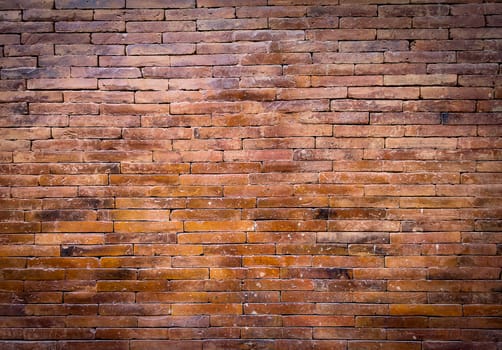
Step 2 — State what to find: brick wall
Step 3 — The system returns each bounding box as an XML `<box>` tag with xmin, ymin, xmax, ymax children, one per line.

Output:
<box><xmin>1</xmin><ymin>0</ymin><xmax>501</xmax><ymax>349</ymax></box>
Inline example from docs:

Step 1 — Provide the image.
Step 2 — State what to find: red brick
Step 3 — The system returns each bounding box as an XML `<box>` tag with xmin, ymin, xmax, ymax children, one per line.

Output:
<box><xmin>171</xmin><ymin>303</ymin><xmax>242</xmax><ymax>315</ymax></box>
<box><xmin>56</xmin><ymin>0</ymin><xmax>124</xmax><ymax>8</ymax></box>
<box><xmin>284</xmin><ymin>64</ymin><xmax>353</xmax><ymax>76</ymax></box>
<box><xmin>421</xmin><ymin>87</ymin><xmax>493</xmax><ymax>100</ymax></box>
<box><xmin>340</xmin><ymin>40</ymin><xmax>408</xmax><ymax>53</ymax></box>
<box><xmin>379</xmin><ymin>5</ymin><xmax>449</xmax><ymax>17</ymax></box>
<box><xmin>241</xmin><ymin>52</ymin><xmax>311</xmax><ymax>65</ymax></box>
<box><xmin>341</xmin><ymin>17</ymin><xmax>410</xmax><ymax>29</ymax></box>
<box><xmin>94</xmin><ymin>9</ymin><xmax>164</xmax><ymax>21</ymax></box>
<box><xmin>55</xmin><ymin>21</ymin><xmax>124</xmax><ymax>32</ymax></box>
<box><xmin>22</xmin><ymin>33</ymin><xmax>90</xmax><ymax>45</ymax></box>
<box><xmin>331</xmin><ymin>99</ymin><xmax>402</xmax><ymax>112</ymax></box>
<box><xmin>414</xmin><ymin>16</ymin><xmax>485</xmax><ymax>29</ymax></box>
<box><xmin>451</xmin><ymin>28</ymin><xmax>502</xmax><ymax>39</ymax></box>
<box><xmin>184</xmin><ymin>220</ymin><xmax>254</xmax><ymax>232</ymax></box>
<box><xmin>128</xmin><ymin>0</ymin><xmax>193</xmax><ymax>7</ymax></box>
<box><xmin>314</xmin><ymin>327</ymin><xmax>385</xmax><ymax>341</ymax></box>
<box><xmin>99</xmin><ymin>79</ymin><xmax>169</xmax><ymax>90</ymax></box>
<box><xmin>127</xmin><ymin>21</ymin><xmax>195</xmax><ymax>32</ymax></box>
<box><xmin>427</xmin><ymin>63</ymin><xmax>499</xmax><ymax>75</ymax></box>
<box><xmin>378</xmin><ymin>29</ymin><xmax>449</xmax><ymax>40</ymax></box>
<box><xmin>127</xmin><ymin>43</ymin><xmax>195</xmax><ymax>55</ymax></box>
<box><xmin>384</xmin><ymin>74</ymin><xmax>457</xmax><ymax>86</ymax></box>
<box><xmin>4</xmin><ymin>44</ymin><xmax>53</xmax><ymax>57</ymax></box>
<box><xmin>348</xmin><ymin>341</ymin><xmax>421</xmax><ymax>350</ymax></box>
<box><xmin>27</xmin><ymin>78</ymin><xmax>97</xmax><ymax>90</ymax></box>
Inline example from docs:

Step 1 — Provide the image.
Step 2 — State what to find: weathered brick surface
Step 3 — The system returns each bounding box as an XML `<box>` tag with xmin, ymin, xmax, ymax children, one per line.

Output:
<box><xmin>0</xmin><ymin>0</ymin><xmax>501</xmax><ymax>348</ymax></box>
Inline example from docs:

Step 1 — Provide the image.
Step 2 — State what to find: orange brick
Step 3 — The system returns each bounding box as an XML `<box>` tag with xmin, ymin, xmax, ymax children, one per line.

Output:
<box><xmin>171</xmin><ymin>303</ymin><xmax>242</xmax><ymax>316</ymax></box>
<box><xmin>390</xmin><ymin>304</ymin><xmax>462</xmax><ymax>317</ymax></box>
<box><xmin>42</xmin><ymin>221</ymin><xmax>112</xmax><ymax>233</ymax></box>
<box><xmin>135</xmin><ymin>244</ymin><xmax>202</xmax><ymax>256</ymax></box>
<box><xmin>184</xmin><ymin>220</ymin><xmax>254</xmax><ymax>232</ymax></box>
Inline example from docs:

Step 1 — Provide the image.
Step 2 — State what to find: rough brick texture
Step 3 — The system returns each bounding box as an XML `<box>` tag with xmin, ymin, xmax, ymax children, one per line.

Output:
<box><xmin>0</xmin><ymin>0</ymin><xmax>501</xmax><ymax>349</ymax></box>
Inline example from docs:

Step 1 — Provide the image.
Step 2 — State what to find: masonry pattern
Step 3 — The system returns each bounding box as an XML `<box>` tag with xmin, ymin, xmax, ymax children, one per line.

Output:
<box><xmin>0</xmin><ymin>0</ymin><xmax>501</xmax><ymax>349</ymax></box>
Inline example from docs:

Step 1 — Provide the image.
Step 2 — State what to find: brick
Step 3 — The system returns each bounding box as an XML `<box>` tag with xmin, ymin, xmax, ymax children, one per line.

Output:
<box><xmin>22</xmin><ymin>33</ymin><xmax>91</xmax><ymax>45</ymax></box>
<box><xmin>94</xmin><ymin>9</ymin><xmax>163</xmax><ymax>20</ymax></box>
<box><xmin>0</xmin><ymin>57</ymin><xmax>36</xmax><ymax>69</ymax></box>
<box><xmin>4</xmin><ymin>44</ymin><xmax>54</xmax><ymax>57</ymax></box>
<box><xmin>42</xmin><ymin>221</ymin><xmax>113</xmax><ymax>233</ymax></box>
<box><xmin>27</xmin><ymin>78</ymin><xmax>97</xmax><ymax>90</ymax></box>
<box><xmin>349</xmin><ymin>87</ymin><xmax>419</xmax><ymax>99</ymax></box>
<box><xmin>312</xmin><ymin>75</ymin><xmax>382</xmax><ymax>87</ymax></box>
<box><xmin>184</xmin><ymin>220</ymin><xmax>254</xmax><ymax>232</ymax></box>
<box><xmin>403</xmin><ymin>100</ymin><xmax>476</xmax><ymax>113</ymax></box>
<box><xmin>2</xmin><ymin>67</ymin><xmax>69</xmax><ymax>79</ymax></box>
<box><xmin>153</xmin><ymin>150</ymin><xmax>223</xmax><ymax>163</ymax></box>
<box><xmin>127</xmin><ymin>21</ymin><xmax>195</xmax><ymax>32</ymax></box>
<box><xmin>55</xmin><ymin>44</ymin><xmax>123</xmax><ymax>55</ymax></box>
<box><xmin>240</xmin><ymin>75</ymin><xmax>310</xmax><ymax>88</ymax></box>
<box><xmin>30</xmin><ymin>103</ymin><xmax>99</xmax><ymax>115</ymax></box>
<box><xmin>198</xmin><ymin>18</ymin><xmax>267</xmax><ymax>31</ymax></box>
<box><xmin>384</xmin><ymin>74</ymin><xmax>457</xmax><ymax>86</ymax></box>
<box><xmin>12</xmin><ymin>186</ymin><xmax>78</xmax><ymax>198</ymax></box>
<box><xmin>101</xmin><ymin>104</ymin><xmax>170</xmax><ymax>115</ymax></box>
<box><xmin>451</xmin><ymin>28</ymin><xmax>502</xmax><ymax>39</ymax></box>
<box><xmin>0</xmin><ymin>22</ymin><xmax>53</xmax><ymax>33</ymax></box>
<box><xmin>91</xmin><ymin>33</ymin><xmax>159</xmax><ymax>45</ymax></box>
<box><xmin>56</xmin><ymin>21</ymin><xmax>124</xmax><ymax>32</ymax></box>
<box><xmin>331</xmin><ymin>100</ymin><xmax>402</xmax><ymax>112</ymax></box>
<box><xmin>99</xmin><ymin>79</ymin><xmax>169</xmax><ymax>90</ymax></box>
<box><xmin>379</xmin><ymin>5</ymin><xmax>449</xmax><ymax>17</ymax></box>
<box><xmin>284</xmin><ymin>64</ymin><xmax>353</xmax><ymax>76</ymax></box>
<box><xmin>71</xmin><ymin>67</ymin><xmax>141</xmax><ymax>79</ymax></box>
<box><xmin>163</xmin><ymin>31</ymin><xmax>233</xmax><ymax>43</ymax></box>
<box><xmin>356</xmin><ymin>63</ymin><xmax>426</xmax><ymax>75</ymax></box>
<box><xmin>269</xmin><ymin>17</ymin><xmax>339</xmax><ymax>30</ymax></box>
<box><xmin>421</xmin><ymin>87</ymin><xmax>493</xmax><ymax>100</ymax></box>
<box><xmin>341</xmin><ymin>17</ymin><xmax>410</xmax><ymax>29</ymax></box>
<box><xmin>427</xmin><ymin>63</ymin><xmax>499</xmax><ymax>75</ymax></box>
<box><xmin>198</xmin><ymin>0</ymin><xmax>265</xmax><ymax>6</ymax></box>
<box><xmin>166</xmin><ymin>7</ymin><xmax>234</xmax><ymax>20</ymax></box>
<box><xmin>307</xmin><ymin>29</ymin><xmax>376</xmax><ymax>42</ymax></box>
<box><xmin>56</xmin><ymin>0</ymin><xmax>125</xmax><ymax>8</ymax></box>
<box><xmin>390</xmin><ymin>304</ymin><xmax>462</xmax><ymax>317</ymax></box>
<box><xmin>386</xmin><ymin>138</ymin><xmax>458</xmax><ymax>149</ymax></box>
<box><xmin>171</xmin><ymin>54</ymin><xmax>238</xmax><ymax>66</ymax></box>
<box><xmin>172</xmin><ymin>303</ymin><xmax>242</xmax><ymax>315</ymax></box>
<box><xmin>385</xmin><ymin>51</ymin><xmax>455</xmax><ymax>63</ymax></box>
<box><xmin>414</xmin><ymin>16</ymin><xmax>485</xmax><ymax>29</ymax></box>
<box><xmin>278</xmin><ymin>87</ymin><xmax>346</xmax><ymax>100</ymax></box>
<box><xmin>143</xmin><ymin>66</ymin><xmax>212</xmax><ymax>78</ymax></box>
<box><xmin>0</xmin><ymin>0</ymin><xmax>52</xmax><ymax>8</ymax></box>
<box><xmin>0</xmin><ymin>11</ymin><xmax>21</xmax><ymax>21</ymax></box>
<box><xmin>314</xmin><ymin>52</ymin><xmax>382</xmax><ymax>64</ymax></box>
<box><xmin>356</xmin><ymin>316</ymin><xmax>428</xmax><ymax>329</ymax></box>
<box><xmin>23</xmin><ymin>9</ymin><xmax>91</xmax><ymax>20</ymax></box>
<box><xmin>65</xmin><ymin>93</ymin><xmax>134</xmax><ymax>105</ymax></box>
<box><xmin>340</xmin><ymin>40</ymin><xmax>408</xmax><ymax>53</ymax></box>
<box><xmin>127</xmin><ymin>0</ymin><xmax>193</xmax><ymax>8</ymax></box>
<box><xmin>378</xmin><ymin>29</ymin><xmax>449</xmax><ymax>40</ymax></box>
<box><xmin>127</xmin><ymin>44</ymin><xmax>195</xmax><ymax>55</ymax></box>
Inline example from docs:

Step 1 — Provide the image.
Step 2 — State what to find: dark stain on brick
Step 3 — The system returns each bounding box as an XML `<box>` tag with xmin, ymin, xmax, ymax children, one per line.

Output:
<box><xmin>315</xmin><ymin>208</ymin><xmax>331</xmax><ymax>220</ymax></box>
<box><xmin>61</xmin><ymin>245</ymin><xmax>81</xmax><ymax>257</ymax></box>
<box><xmin>326</xmin><ymin>268</ymin><xmax>353</xmax><ymax>280</ymax></box>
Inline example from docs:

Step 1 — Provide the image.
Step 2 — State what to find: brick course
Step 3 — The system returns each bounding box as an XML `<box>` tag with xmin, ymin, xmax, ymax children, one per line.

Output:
<box><xmin>0</xmin><ymin>0</ymin><xmax>501</xmax><ymax>348</ymax></box>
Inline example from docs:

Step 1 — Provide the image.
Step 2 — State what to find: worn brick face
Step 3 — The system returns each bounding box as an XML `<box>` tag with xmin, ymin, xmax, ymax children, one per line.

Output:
<box><xmin>0</xmin><ymin>0</ymin><xmax>500</xmax><ymax>348</ymax></box>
